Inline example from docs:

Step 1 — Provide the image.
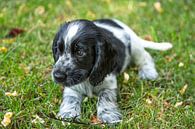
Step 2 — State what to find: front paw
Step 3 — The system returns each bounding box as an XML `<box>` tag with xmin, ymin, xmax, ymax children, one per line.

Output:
<box><xmin>57</xmin><ymin>96</ymin><xmax>81</xmax><ymax>119</ymax></box>
<box><xmin>57</xmin><ymin>109</ymin><xmax>80</xmax><ymax>119</ymax></box>
<box><xmin>98</xmin><ymin>108</ymin><xmax>122</xmax><ymax>124</ymax></box>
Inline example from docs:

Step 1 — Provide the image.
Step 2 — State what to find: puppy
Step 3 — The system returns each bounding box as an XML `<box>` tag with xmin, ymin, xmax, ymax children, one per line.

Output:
<box><xmin>52</xmin><ymin>19</ymin><xmax>172</xmax><ymax>123</ymax></box>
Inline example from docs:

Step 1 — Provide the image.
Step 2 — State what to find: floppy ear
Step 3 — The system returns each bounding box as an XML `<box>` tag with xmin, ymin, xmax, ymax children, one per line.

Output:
<box><xmin>89</xmin><ymin>36</ymin><xmax>117</xmax><ymax>86</ymax></box>
<box><xmin>52</xmin><ymin>32</ymin><xmax>60</xmax><ymax>62</ymax></box>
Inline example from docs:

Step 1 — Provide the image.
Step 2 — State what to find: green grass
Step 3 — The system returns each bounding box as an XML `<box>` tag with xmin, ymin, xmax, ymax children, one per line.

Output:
<box><xmin>0</xmin><ymin>0</ymin><xmax>194</xmax><ymax>128</ymax></box>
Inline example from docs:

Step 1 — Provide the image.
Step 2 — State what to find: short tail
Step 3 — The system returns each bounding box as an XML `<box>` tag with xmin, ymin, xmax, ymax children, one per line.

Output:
<box><xmin>113</xmin><ymin>19</ymin><xmax>173</xmax><ymax>51</ymax></box>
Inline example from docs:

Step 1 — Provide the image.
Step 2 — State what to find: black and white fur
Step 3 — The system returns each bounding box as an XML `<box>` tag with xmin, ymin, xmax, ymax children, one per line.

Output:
<box><xmin>52</xmin><ymin>19</ymin><xmax>172</xmax><ymax>123</ymax></box>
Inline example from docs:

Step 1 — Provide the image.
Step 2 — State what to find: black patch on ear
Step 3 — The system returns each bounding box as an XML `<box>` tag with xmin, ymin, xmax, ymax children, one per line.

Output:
<box><xmin>52</xmin><ymin>31</ymin><xmax>60</xmax><ymax>62</ymax></box>
<box><xmin>89</xmin><ymin>27</ymin><xmax>126</xmax><ymax>86</ymax></box>
<box><xmin>89</xmin><ymin>38</ymin><xmax>116</xmax><ymax>86</ymax></box>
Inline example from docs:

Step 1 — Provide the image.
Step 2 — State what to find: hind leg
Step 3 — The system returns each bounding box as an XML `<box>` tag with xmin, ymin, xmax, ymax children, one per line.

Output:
<box><xmin>131</xmin><ymin>43</ymin><xmax>158</xmax><ymax>80</ymax></box>
<box><xmin>137</xmin><ymin>50</ymin><xmax>158</xmax><ymax>80</ymax></box>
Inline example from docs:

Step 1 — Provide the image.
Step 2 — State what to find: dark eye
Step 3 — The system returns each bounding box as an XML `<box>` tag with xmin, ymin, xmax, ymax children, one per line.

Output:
<box><xmin>75</xmin><ymin>49</ymin><xmax>85</xmax><ymax>57</ymax></box>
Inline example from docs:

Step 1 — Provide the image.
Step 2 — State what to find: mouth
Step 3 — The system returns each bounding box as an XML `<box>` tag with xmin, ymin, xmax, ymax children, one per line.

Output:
<box><xmin>54</xmin><ymin>76</ymin><xmax>87</xmax><ymax>87</ymax></box>
<box><xmin>52</xmin><ymin>69</ymin><xmax>89</xmax><ymax>86</ymax></box>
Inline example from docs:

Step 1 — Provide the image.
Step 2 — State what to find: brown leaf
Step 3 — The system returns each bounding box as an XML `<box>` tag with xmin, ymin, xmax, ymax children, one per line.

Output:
<box><xmin>163</xmin><ymin>100</ymin><xmax>171</xmax><ymax>108</ymax></box>
<box><xmin>144</xmin><ymin>35</ymin><xmax>153</xmax><ymax>41</ymax></box>
<box><xmin>5</xmin><ymin>28</ymin><xmax>25</xmax><ymax>38</ymax></box>
<box><xmin>165</xmin><ymin>56</ymin><xmax>173</xmax><ymax>62</ymax></box>
<box><xmin>90</xmin><ymin>115</ymin><xmax>102</xmax><ymax>124</ymax></box>
<box><xmin>165</xmin><ymin>53</ymin><xmax>177</xmax><ymax>62</ymax></box>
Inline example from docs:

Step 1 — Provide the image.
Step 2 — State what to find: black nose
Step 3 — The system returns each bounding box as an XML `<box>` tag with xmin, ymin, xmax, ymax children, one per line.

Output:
<box><xmin>53</xmin><ymin>71</ymin><xmax>67</xmax><ymax>82</ymax></box>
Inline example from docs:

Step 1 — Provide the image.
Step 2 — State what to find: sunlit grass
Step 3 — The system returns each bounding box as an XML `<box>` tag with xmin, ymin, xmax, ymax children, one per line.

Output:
<box><xmin>0</xmin><ymin>0</ymin><xmax>194</xmax><ymax>128</ymax></box>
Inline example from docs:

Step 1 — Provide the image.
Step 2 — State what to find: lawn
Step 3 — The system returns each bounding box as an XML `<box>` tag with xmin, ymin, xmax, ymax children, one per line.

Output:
<box><xmin>0</xmin><ymin>0</ymin><xmax>194</xmax><ymax>128</ymax></box>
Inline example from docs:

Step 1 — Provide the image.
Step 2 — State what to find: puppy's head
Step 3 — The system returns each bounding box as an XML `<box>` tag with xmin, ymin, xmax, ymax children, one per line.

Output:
<box><xmin>52</xmin><ymin>20</ymin><xmax>116</xmax><ymax>86</ymax></box>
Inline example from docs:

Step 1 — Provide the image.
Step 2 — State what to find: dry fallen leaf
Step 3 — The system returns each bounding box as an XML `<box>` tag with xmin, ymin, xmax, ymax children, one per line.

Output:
<box><xmin>165</xmin><ymin>56</ymin><xmax>173</xmax><ymax>62</ymax></box>
<box><xmin>179</xmin><ymin>84</ymin><xmax>188</xmax><ymax>95</ymax></box>
<box><xmin>178</xmin><ymin>62</ymin><xmax>184</xmax><ymax>67</ymax></box>
<box><xmin>123</xmin><ymin>72</ymin><xmax>130</xmax><ymax>83</ymax></box>
<box><xmin>157</xmin><ymin>109</ymin><xmax>164</xmax><ymax>120</ymax></box>
<box><xmin>35</xmin><ymin>6</ymin><xmax>45</xmax><ymax>15</ymax></box>
<box><xmin>32</xmin><ymin>115</ymin><xmax>45</xmax><ymax>124</ymax></box>
<box><xmin>144</xmin><ymin>35</ymin><xmax>153</xmax><ymax>41</ymax></box>
<box><xmin>5</xmin><ymin>91</ymin><xmax>18</xmax><ymax>97</ymax></box>
<box><xmin>19</xmin><ymin>64</ymin><xmax>31</xmax><ymax>74</ymax></box>
<box><xmin>5</xmin><ymin>28</ymin><xmax>25</xmax><ymax>38</ymax></box>
<box><xmin>66</xmin><ymin>0</ymin><xmax>72</xmax><ymax>8</ymax></box>
<box><xmin>0</xmin><ymin>47</ymin><xmax>8</xmax><ymax>53</ymax></box>
<box><xmin>1</xmin><ymin>112</ymin><xmax>13</xmax><ymax>127</ymax></box>
<box><xmin>165</xmin><ymin>53</ymin><xmax>177</xmax><ymax>62</ymax></box>
<box><xmin>83</xmin><ymin>97</ymin><xmax>88</xmax><ymax>102</ymax></box>
<box><xmin>153</xmin><ymin>2</ymin><xmax>163</xmax><ymax>13</ymax></box>
<box><xmin>174</xmin><ymin>101</ymin><xmax>183</xmax><ymax>107</ymax></box>
<box><xmin>163</xmin><ymin>100</ymin><xmax>171</xmax><ymax>108</ymax></box>
<box><xmin>90</xmin><ymin>115</ymin><xmax>102</xmax><ymax>124</ymax></box>
<box><xmin>146</xmin><ymin>98</ymin><xmax>152</xmax><ymax>104</ymax></box>
<box><xmin>52</xmin><ymin>98</ymin><xmax>60</xmax><ymax>104</ymax></box>
<box><xmin>0</xmin><ymin>38</ymin><xmax>16</xmax><ymax>44</ymax></box>
<box><xmin>0</xmin><ymin>76</ymin><xmax>6</xmax><ymax>81</ymax></box>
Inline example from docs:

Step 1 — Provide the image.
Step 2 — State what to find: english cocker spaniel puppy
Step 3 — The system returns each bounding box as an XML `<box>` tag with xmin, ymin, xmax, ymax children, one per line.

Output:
<box><xmin>52</xmin><ymin>19</ymin><xmax>172</xmax><ymax>124</ymax></box>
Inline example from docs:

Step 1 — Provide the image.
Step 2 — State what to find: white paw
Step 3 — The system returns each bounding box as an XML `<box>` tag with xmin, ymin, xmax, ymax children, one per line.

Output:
<box><xmin>139</xmin><ymin>67</ymin><xmax>158</xmax><ymax>80</ymax></box>
<box><xmin>57</xmin><ymin>96</ymin><xmax>81</xmax><ymax>119</ymax></box>
<box><xmin>57</xmin><ymin>110</ymin><xmax>80</xmax><ymax>119</ymax></box>
<box><xmin>98</xmin><ymin>108</ymin><xmax>122</xmax><ymax>124</ymax></box>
